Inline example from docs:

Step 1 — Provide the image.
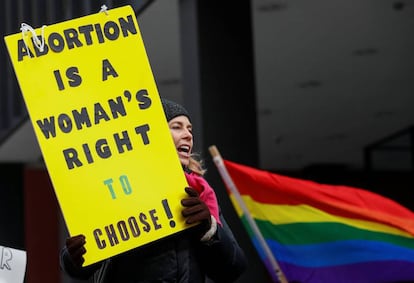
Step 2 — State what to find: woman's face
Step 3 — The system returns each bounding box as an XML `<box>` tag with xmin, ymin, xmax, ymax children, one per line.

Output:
<box><xmin>168</xmin><ymin>115</ymin><xmax>193</xmax><ymax>166</ymax></box>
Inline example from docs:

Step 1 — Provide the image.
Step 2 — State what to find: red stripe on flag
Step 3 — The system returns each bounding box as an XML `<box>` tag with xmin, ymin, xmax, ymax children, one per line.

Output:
<box><xmin>223</xmin><ymin>160</ymin><xmax>414</xmax><ymax>236</ymax></box>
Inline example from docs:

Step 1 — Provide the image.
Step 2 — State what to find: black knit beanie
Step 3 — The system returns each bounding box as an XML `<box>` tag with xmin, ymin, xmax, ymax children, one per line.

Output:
<box><xmin>161</xmin><ymin>98</ymin><xmax>191</xmax><ymax>122</ymax></box>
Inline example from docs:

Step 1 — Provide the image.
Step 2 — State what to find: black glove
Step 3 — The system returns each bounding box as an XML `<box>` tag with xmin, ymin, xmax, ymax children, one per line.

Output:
<box><xmin>65</xmin><ymin>234</ymin><xmax>86</xmax><ymax>267</ymax></box>
<box><xmin>181</xmin><ymin>187</ymin><xmax>212</xmax><ymax>234</ymax></box>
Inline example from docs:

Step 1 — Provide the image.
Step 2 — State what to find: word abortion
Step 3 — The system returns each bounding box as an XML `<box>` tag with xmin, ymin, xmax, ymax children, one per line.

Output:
<box><xmin>18</xmin><ymin>14</ymin><xmax>137</xmax><ymax>60</ymax></box>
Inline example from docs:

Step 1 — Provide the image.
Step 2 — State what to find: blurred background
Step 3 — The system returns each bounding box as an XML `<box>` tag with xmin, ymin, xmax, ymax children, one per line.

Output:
<box><xmin>0</xmin><ymin>0</ymin><xmax>413</xmax><ymax>282</ymax></box>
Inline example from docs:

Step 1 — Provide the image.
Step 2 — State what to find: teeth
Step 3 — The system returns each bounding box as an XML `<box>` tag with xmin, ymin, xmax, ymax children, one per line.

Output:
<box><xmin>179</xmin><ymin>145</ymin><xmax>190</xmax><ymax>153</ymax></box>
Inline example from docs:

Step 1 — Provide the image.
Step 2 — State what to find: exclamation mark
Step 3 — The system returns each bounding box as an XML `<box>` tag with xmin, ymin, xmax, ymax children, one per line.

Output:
<box><xmin>162</xmin><ymin>199</ymin><xmax>176</xmax><ymax>228</ymax></box>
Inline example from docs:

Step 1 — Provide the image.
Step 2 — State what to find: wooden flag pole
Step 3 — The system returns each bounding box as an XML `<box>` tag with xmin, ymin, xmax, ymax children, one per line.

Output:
<box><xmin>208</xmin><ymin>145</ymin><xmax>288</xmax><ymax>283</ymax></box>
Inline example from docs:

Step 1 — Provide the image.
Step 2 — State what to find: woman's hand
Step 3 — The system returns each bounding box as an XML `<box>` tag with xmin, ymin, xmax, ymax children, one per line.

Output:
<box><xmin>65</xmin><ymin>234</ymin><xmax>87</xmax><ymax>267</ymax></box>
<box><xmin>181</xmin><ymin>187</ymin><xmax>212</xmax><ymax>231</ymax></box>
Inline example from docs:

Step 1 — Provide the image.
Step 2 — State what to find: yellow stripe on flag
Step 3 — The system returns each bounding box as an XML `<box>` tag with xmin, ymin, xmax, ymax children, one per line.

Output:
<box><xmin>230</xmin><ymin>194</ymin><xmax>413</xmax><ymax>238</ymax></box>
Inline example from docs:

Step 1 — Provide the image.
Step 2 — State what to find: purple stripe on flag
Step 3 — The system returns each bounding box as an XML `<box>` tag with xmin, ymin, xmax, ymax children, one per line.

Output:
<box><xmin>280</xmin><ymin>260</ymin><xmax>414</xmax><ymax>283</ymax></box>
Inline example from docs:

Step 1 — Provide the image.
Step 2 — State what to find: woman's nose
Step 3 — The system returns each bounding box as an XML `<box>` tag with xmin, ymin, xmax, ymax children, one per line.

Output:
<box><xmin>183</xmin><ymin>129</ymin><xmax>192</xmax><ymax>138</ymax></box>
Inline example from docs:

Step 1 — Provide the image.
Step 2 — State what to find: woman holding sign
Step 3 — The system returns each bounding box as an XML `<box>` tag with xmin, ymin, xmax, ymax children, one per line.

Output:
<box><xmin>60</xmin><ymin>98</ymin><xmax>248</xmax><ymax>282</ymax></box>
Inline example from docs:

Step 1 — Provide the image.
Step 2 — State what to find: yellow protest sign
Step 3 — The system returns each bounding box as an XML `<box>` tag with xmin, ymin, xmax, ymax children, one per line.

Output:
<box><xmin>4</xmin><ymin>5</ymin><xmax>191</xmax><ymax>266</ymax></box>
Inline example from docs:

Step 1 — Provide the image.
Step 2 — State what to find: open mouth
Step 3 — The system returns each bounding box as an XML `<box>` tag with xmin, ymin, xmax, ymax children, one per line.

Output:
<box><xmin>178</xmin><ymin>145</ymin><xmax>190</xmax><ymax>153</ymax></box>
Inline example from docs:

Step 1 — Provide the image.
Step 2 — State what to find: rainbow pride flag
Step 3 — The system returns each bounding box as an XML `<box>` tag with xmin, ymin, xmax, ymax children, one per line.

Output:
<box><xmin>222</xmin><ymin>159</ymin><xmax>414</xmax><ymax>283</ymax></box>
